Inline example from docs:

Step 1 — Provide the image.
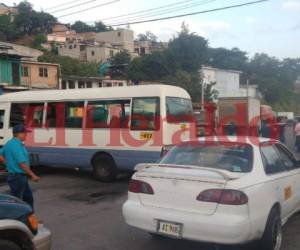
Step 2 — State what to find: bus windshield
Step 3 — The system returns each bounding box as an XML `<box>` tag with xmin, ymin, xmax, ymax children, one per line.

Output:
<box><xmin>166</xmin><ymin>97</ymin><xmax>193</xmax><ymax>123</ymax></box>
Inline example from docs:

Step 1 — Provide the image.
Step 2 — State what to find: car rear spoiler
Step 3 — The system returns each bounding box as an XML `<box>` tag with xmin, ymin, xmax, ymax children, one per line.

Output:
<box><xmin>135</xmin><ymin>163</ymin><xmax>242</xmax><ymax>181</ymax></box>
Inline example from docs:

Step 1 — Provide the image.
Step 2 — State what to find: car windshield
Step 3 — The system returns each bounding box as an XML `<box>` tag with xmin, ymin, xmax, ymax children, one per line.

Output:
<box><xmin>160</xmin><ymin>142</ymin><xmax>253</xmax><ymax>173</ymax></box>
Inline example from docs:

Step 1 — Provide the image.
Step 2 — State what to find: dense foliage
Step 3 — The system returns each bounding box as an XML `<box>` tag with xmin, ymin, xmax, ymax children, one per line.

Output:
<box><xmin>126</xmin><ymin>26</ymin><xmax>300</xmax><ymax>111</ymax></box>
<box><xmin>0</xmin><ymin>1</ymin><xmax>56</xmax><ymax>41</ymax></box>
<box><xmin>39</xmin><ymin>52</ymin><xmax>100</xmax><ymax>77</ymax></box>
<box><xmin>71</xmin><ymin>21</ymin><xmax>112</xmax><ymax>33</ymax></box>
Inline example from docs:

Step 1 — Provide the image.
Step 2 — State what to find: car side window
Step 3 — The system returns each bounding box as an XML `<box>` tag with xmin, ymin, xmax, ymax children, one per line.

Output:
<box><xmin>260</xmin><ymin>144</ymin><xmax>286</xmax><ymax>175</ymax></box>
<box><xmin>275</xmin><ymin>144</ymin><xmax>299</xmax><ymax>170</ymax></box>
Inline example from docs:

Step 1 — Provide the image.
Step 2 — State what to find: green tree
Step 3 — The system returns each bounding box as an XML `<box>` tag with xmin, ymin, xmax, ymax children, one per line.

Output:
<box><xmin>32</xmin><ymin>33</ymin><xmax>47</xmax><ymax>49</ymax></box>
<box><xmin>71</xmin><ymin>21</ymin><xmax>112</xmax><ymax>33</ymax></box>
<box><xmin>39</xmin><ymin>52</ymin><xmax>100</xmax><ymax>77</ymax></box>
<box><xmin>71</xmin><ymin>21</ymin><xmax>94</xmax><ymax>33</ymax></box>
<box><xmin>163</xmin><ymin>70</ymin><xmax>201</xmax><ymax>102</ymax></box>
<box><xmin>208</xmin><ymin>47</ymin><xmax>248</xmax><ymax>72</ymax></box>
<box><xmin>0</xmin><ymin>15</ymin><xmax>18</xmax><ymax>41</ymax></box>
<box><xmin>111</xmin><ymin>50</ymin><xmax>131</xmax><ymax>65</ymax></box>
<box><xmin>15</xmin><ymin>1</ymin><xmax>56</xmax><ymax>36</ymax></box>
<box><xmin>94</xmin><ymin>21</ymin><xmax>112</xmax><ymax>32</ymax></box>
<box><xmin>166</xmin><ymin>25</ymin><xmax>209</xmax><ymax>73</ymax></box>
<box><xmin>137</xmin><ymin>31</ymin><xmax>157</xmax><ymax>42</ymax></box>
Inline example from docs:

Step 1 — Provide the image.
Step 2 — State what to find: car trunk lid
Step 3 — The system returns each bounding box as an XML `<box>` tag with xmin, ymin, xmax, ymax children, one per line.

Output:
<box><xmin>134</xmin><ymin>164</ymin><xmax>242</xmax><ymax>215</ymax></box>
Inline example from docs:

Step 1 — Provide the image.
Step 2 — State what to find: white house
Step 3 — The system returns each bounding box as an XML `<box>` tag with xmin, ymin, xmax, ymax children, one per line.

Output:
<box><xmin>202</xmin><ymin>66</ymin><xmax>259</xmax><ymax>98</ymax></box>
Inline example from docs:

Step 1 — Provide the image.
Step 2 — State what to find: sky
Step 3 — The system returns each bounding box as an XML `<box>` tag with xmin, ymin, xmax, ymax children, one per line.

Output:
<box><xmin>4</xmin><ymin>0</ymin><xmax>300</xmax><ymax>59</ymax></box>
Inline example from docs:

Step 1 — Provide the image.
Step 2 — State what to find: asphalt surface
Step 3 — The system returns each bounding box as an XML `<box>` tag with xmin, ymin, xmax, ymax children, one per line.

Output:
<box><xmin>0</xmin><ymin>126</ymin><xmax>300</xmax><ymax>250</ymax></box>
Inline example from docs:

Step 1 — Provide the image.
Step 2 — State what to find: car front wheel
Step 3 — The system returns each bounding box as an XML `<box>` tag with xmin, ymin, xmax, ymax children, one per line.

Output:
<box><xmin>0</xmin><ymin>239</ymin><xmax>21</xmax><ymax>250</ymax></box>
<box><xmin>260</xmin><ymin>208</ymin><xmax>282</xmax><ymax>250</ymax></box>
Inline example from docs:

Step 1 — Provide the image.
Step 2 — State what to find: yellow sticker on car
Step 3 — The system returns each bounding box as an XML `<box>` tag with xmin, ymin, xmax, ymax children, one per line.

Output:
<box><xmin>284</xmin><ymin>186</ymin><xmax>292</xmax><ymax>201</ymax></box>
<box><xmin>140</xmin><ymin>132</ymin><xmax>153</xmax><ymax>140</ymax></box>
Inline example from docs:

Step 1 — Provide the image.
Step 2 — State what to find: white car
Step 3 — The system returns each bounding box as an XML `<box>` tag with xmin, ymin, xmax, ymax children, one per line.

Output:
<box><xmin>123</xmin><ymin>136</ymin><xmax>300</xmax><ymax>250</ymax></box>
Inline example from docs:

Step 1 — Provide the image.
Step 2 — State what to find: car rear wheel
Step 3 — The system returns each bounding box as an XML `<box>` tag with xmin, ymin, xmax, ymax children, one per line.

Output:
<box><xmin>260</xmin><ymin>208</ymin><xmax>282</xmax><ymax>250</ymax></box>
<box><xmin>0</xmin><ymin>240</ymin><xmax>21</xmax><ymax>250</ymax></box>
<box><xmin>92</xmin><ymin>154</ymin><xmax>117</xmax><ymax>182</ymax></box>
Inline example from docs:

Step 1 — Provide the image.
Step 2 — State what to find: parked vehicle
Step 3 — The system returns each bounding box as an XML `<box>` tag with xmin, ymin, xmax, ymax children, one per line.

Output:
<box><xmin>0</xmin><ymin>85</ymin><xmax>193</xmax><ymax>182</ymax></box>
<box><xmin>123</xmin><ymin>136</ymin><xmax>300</xmax><ymax>250</ymax></box>
<box><xmin>218</xmin><ymin>97</ymin><xmax>261</xmax><ymax>135</ymax></box>
<box><xmin>0</xmin><ymin>194</ymin><xmax>51</xmax><ymax>250</ymax></box>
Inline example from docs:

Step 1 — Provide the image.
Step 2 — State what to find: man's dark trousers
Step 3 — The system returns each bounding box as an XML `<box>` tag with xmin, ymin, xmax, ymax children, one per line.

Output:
<box><xmin>7</xmin><ymin>174</ymin><xmax>34</xmax><ymax>209</ymax></box>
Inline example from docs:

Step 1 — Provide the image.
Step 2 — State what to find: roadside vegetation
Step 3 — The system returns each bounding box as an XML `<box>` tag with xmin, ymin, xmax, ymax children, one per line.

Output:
<box><xmin>0</xmin><ymin>2</ymin><xmax>299</xmax><ymax>111</ymax></box>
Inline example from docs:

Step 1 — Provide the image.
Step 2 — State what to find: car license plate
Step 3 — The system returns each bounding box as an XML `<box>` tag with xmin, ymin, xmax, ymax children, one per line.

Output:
<box><xmin>157</xmin><ymin>220</ymin><xmax>182</xmax><ymax>238</ymax></box>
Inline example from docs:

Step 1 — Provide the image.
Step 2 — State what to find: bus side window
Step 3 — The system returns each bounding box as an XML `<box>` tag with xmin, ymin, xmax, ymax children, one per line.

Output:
<box><xmin>86</xmin><ymin>100</ymin><xmax>130</xmax><ymax>129</ymax></box>
<box><xmin>0</xmin><ymin>110</ymin><xmax>5</xmax><ymax>129</ymax></box>
<box><xmin>10</xmin><ymin>103</ymin><xmax>26</xmax><ymax>128</ymax></box>
<box><xmin>26</xmin><ymin>103</ymin><xmax>44</xmax><ymax>128</ymax></box>
<box><xmin>131</xmin><ymin>97</ymin><xmax>160</xmax><ymax>131</ymax></box>
<box><xmin>65</xmin><ymin>102</ymin><xmax>84</xmax><ymax>128</ymax></box>
<box><xmin>46</xmin><ymin>103</ymin><xmax>65</xmax><ymax>128</ymax></box>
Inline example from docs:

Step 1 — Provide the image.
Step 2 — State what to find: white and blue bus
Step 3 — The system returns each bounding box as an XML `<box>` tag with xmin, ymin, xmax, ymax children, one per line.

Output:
<box><xmin>0</xmin><ymin>85</ymin><xmax>193</xmax><ymax>181</ymax></box>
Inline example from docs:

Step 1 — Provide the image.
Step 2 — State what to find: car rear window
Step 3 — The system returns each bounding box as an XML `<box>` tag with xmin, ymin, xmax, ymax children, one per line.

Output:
<box><xmin>160</xmin><ymin>142</ymin><xmax>254</xmax><ymax>173</ymax></box>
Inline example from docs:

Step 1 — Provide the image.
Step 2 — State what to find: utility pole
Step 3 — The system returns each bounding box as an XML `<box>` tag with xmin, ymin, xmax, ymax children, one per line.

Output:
<box><xmin>246</xmin><ymin>78</ymin><xmax>249</xmax><ymax>97</ymax></box>
<box><xmin>199</xmin><ymin>68</ymin><xmax>205</xmax><ymax>111</ymax></box>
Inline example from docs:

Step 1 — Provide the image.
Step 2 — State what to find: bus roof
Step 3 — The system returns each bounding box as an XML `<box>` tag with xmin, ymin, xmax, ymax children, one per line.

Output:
<box><xmin>0</xmin><ymin>84</ymin><xmax>191</xmax><ymax>103</ymax></box>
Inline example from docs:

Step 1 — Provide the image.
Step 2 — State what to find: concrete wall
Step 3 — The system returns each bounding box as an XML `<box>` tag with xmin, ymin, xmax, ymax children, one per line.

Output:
<box><xmin>58</xmin><ymin>43</ymin><xmax>81</xmax><ymax>60</ymax></box>
<box><xmin>203</xmin><ymin>67</ymin><xmax>241</xmax><ymax>98</ymax></box>
<box><xmin>95</xmin><ymin>29</ymin><xmax>134</xmax><ymax>52</ymax></box>
<box><xmin>21</xmin><ymin>62</ymin><xmax>59</xmax><ymax>89</ymax></box>
<box><xmin>86</xmin><ymin>46</ymin><xmax>120</xmax><ymax>62</ymax></box>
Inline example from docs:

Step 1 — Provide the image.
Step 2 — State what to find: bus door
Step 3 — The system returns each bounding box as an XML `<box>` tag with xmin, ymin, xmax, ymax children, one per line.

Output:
<box><xmin>0</xmin><ymin>104</ymin><xmax>8</xmax><ymax>146</ymax></box>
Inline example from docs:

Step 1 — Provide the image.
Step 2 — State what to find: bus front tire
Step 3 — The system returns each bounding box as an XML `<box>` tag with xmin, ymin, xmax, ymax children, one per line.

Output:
<box><xmin>92</xmin><ymin>154</ymin><xmax>117</xmax><ymax>182</ymax></box>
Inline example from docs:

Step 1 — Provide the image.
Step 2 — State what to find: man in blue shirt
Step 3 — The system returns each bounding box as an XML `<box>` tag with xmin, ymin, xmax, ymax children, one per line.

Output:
<box><xmin>0</xmin><ymin>124</ymin><xmax>40</xmax><ymax>209</ymax></box>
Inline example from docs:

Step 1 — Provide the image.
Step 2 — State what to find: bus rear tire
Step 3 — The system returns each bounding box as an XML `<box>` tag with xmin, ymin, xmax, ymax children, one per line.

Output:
<box><xmin>92</xmin><ymin>154</ymin><xmax>117</xmax><ymax>182</ymax></box>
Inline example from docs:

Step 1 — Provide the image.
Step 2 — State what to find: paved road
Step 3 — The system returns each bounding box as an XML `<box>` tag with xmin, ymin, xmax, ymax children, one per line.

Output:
<box><xmin>0</xmin><ymin>127</ymin><xmax>299</xmax><ymax>250</ymax></box>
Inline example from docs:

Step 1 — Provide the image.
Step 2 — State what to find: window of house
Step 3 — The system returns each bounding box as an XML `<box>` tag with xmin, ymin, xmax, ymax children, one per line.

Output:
<box><xmin>74</xmin><ymin>44</ymin><xmax>77</xmax><ymax>48</ymax></box>
<box><xmin>68</xmin><ymin>81</ymin><xmax>75</xmax><ymax>89</ymax></box>
<box><xmin>78</xmin><ymin>81</ymin><xmax>85</xmax><ymax>89</ymax></box>
<box><xmin>69</xmin><ymin>45</ymin><xmax>73</xmax><ymax>49</ymax></box>
<box><xmin>39</xmin><ymin>67</ymin><xmax>48</xmax><ymax>78</ymax></box>
<box><xmin>61</xmin><ymin>80</ymin><xmax>67</xmax><ymax>89</ymax></box>
<box><xmin>80</xmin><ymin>45</ymin><xmax>85</xmax><ymax>51</ymax></box>
<box><xmin>131</xmin><ymin>97</ymin><xmax>160</xmax><ymax>131</ymax></box>
<box><xmin>110</xmin><ymin>50</ymin><xmax>114</xmax><ymax>57</ymax></box>
<box><xmin>260</xmin><ymin>144</ymin><xmax>286</xmax><ymax>174</ymax></box>
<box><xmin>86</xmin><ymin>100</ymin><xmax>130</xmax><ymax>129</ymax></box>
<box><xmin>91</xmin><ymin>50</ymin><xmax>95</xmax><ymax>56</ymax></box>
<box><xmin>141</xmin><ymin>47</ymin><xmax>146</xmax><ymax>55</ymax></box>
<box><xmin>86</xmin><ymin>82</ymin><xmax>92</xmax><ymax>88</ymax></box>
<box><xmin>21</xmin><ymin>66</ymin><xmax>29</xmax><ymax>77</ymax></box>
<box><xmin>117</xmin><ymin>32</ymin><xmax>121</xmax><ymax>37</ymax></box>
<box><xmin>105</xmin><ymin>82</ymin><xmax>112</xmax><ymax>87</ymax></box>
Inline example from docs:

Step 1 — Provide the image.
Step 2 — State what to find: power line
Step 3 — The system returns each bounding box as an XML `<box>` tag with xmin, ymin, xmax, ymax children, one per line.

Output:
<box><xmin>106</xmin><ymin>0</ymin><xmax>269</xmax><ymax>27</ymax></box>
<box><xmin>57</xmin><ymin>0</ymin><xmax>120</xmax><ymax>18</ymax></box>
<box><xmin>50</xmin><ymin>0</ymin><xmax>100</xmax><ymax>14</ymax></box>
<box><xmin>100</xmin><ymin>0</ymin><xmax>196</xmax><ymax>22</ymax></box>
<box><xmin>46</xmin><ymin>0</ymin><xmax>84</xmax><ymax>11</ymax></box>
<box><xmin>108</xmin><ymin>0</ymin><xmax>216</xmax><ymax>26</ymax></box>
